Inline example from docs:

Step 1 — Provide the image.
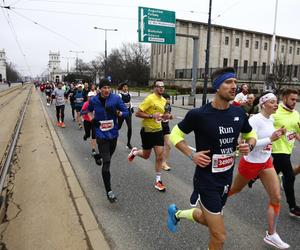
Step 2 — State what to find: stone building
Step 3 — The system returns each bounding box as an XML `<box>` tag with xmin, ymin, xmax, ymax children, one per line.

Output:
<box><xmin>0</xmin><ymin>49</ymin><xmax>7</xmax><ymax>83</ymax></box>
<box><xmin>151</xmin><ymin>19</ymin><xmax>300</xmax><ymax>88</ymax></box>
<box><xmin>48</xmin><ymin>51</ymin><xmax>65</xmax><ymax>82</ymax></box>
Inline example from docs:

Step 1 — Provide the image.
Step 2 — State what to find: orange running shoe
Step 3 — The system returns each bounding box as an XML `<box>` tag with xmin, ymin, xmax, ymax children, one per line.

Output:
<box><xmin>61</xmin><ymin>122</ymin><xmax>66</xmax><ymax>128</ymax></box>
<box><xmin>128</xmin><ymin>147</ymin><xmax>138</xmax><ymax>162</ymax></box>
<box><xmin>155</xmin><ymin>181</ymin><xmax>166</xmax><ymax>192</ymax></box>
<box><xmin>57</xmin><ymin>121</ymin><xmax>61</xmax><ymax>127</ymax></box>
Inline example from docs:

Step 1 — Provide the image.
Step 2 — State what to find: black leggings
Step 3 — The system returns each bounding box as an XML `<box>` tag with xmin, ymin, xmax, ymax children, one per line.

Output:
<box><xmin>272</xmin><ymin>153</ymin><xmax>296</xmax><ymax>209</ymax></box>
<box><xmin>118</xmin><ymin>113</ymin><xmax>132</xmax><ymax>144</ymax></box>
<box><xmin>70</xmin><ymin>102</ymin><xmax>75</xmax><ymax>119</ymax></box>
<box><xmin>97</xmin><ymin>138</ymin><xmax>117</xmax><ymax>193</ymax></box>
<box><xmin>56</xmin><ymin>105</ymin><xmax>65</xmax><ymax>122</ymax></box>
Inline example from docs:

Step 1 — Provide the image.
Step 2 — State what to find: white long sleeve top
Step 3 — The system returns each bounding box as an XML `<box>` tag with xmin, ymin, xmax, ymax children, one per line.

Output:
<box><xmin>244</xmin><ymin>113</ymin><xmax>275</xmax><ymax>163</ymax></box>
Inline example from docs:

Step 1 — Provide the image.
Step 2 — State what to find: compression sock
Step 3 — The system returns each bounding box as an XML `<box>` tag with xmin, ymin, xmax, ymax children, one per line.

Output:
<box><xmin>175</xmin><ymin>208</ymin><xmax>196</xmax><ymax>222</ymax></box>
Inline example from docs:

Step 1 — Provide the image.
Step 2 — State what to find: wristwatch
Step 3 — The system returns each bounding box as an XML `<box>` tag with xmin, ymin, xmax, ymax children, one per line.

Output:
<box><xmin>248</xmin><ymin>143</ymin><xmax>254</xmax><ymax>152</ymax></box>
<box><xmin>149</xmin><ymin>114</ymin><xmax>153</xmax><ymax>118</ymax></box>
<box><xmin>188</xmin><ymin>152</ymin><xmax>195</xmax><ymax>161</ymax></box>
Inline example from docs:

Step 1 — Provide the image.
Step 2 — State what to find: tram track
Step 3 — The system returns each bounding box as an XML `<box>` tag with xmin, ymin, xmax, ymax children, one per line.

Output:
<box><xmin>0</xmin><ymin>85</ymin><xmax>32</xmax><ymax>222</ymax></box>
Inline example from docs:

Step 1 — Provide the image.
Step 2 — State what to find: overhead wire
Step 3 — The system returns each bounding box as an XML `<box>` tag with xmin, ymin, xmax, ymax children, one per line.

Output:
<box><xmin>1</xmin><ymin>1</ymin><xmax>32</xmax><ymax>75</ymax></box>
<box><xmin>27</xmin><ymin>0</ymin><xmax>208</xmax><ymax>15</ymax></box>
<box><xmin>9</xmin><ymin>8</ymin><xmax>84</xmax><ymax>48</ymax></box>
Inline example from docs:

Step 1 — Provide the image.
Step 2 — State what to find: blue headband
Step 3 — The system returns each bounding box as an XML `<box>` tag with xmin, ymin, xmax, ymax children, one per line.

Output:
<box><xmin>213</xmin><ymin>72</ymin><xmax>236</xmax><ymax>90</ymax></box>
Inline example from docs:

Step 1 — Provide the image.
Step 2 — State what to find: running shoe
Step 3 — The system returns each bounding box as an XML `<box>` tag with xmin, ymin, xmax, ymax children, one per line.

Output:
<box><xmin>83</xmin><ymin>135</ymin><xmax>87</xmax><ymax>141</ymax></box>
<box><xmin>61</xmin><ymin>122</ymin><xmax>66</xmax><ymax>128</ymax></box>
<box><xmin>93</xmin><ymin>154</ymin><xmax>102</xmax><ymax>166</ymax></box>
<box><xmin>126</xmin><ymin>143</ymin><xmax>133</xmax><ymax>150</ymax></box>
<box><xmin>47</xmin><ymin>103</ymin><xmax>50</xmax><ymax>106</ymax></box>
<box><xmin>167</xmin><ymin>204</ymin><xmax>179</xmax><ymax>233</ymax></box>
<box><xmin>107</xmin><ymin>191</ymin><xmax>117</xmax><ymax>203</ymax></box>
<box><xmin>57</xmin><ymin>121</ymin><xmax>61</xmax><ymax>127</ymax></box>
<box><xmin>162</xmin><ymin>162</ymin><xmax>171</xmax><ymax>171</ymax></box>
<box><xmin>128</xmin><ymin>147</ymin><xmax>138</xmax><ymax>162</ymax></box>
<box><xmin>73</xmin><ymin>118</ymin><xmax>75</xmax><ymax>121</ymax></box>
<box><xmin>155</xmin><ymin>181</ymin><xmax>166</xmax><ymax>191</ymax></box>
<box><xmin>289</xmin><ymin>206</ymin><xmax>300</xmax><ymax>218</ymax></box>
<box><xmin>91</xmin><ymin>149</ymin><xmax>96</xmax><ymax>156</ymax></box>
<box><xmin>79</xmin><ymin>124</ymin><xmax>82</xmax><ymax>129</ymax></box>
<box><xmin>263</xmin><ymin>231</ymin><xmax>290</xmax><ymax>249</ymax></box>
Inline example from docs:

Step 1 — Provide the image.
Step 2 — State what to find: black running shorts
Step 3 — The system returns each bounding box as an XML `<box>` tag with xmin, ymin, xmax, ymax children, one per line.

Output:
<box><xmin>140</xmin><ymin>128</ymin><xmax>164</xmax><ymax>150</ymax></box>
<box><xmin>75</xmin><ymin>106</ymin><xmax>82</xmax><ymax>112</ymax></box>
<box><xmin>162</xmin><ymin>122</ymin><xmax>170</xmax><ymax>135</ymax></box>
<box><xmin>190</xmin><ymin>186</ymin><xmax>229</xmax><ymax>214</ymax></box>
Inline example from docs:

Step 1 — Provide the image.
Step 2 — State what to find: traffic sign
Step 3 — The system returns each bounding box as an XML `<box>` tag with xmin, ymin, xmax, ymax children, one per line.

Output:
<box><xmin>138</xmin><ymin>7</ymin><xmax>176</xmax><ymax>44</ymax></box>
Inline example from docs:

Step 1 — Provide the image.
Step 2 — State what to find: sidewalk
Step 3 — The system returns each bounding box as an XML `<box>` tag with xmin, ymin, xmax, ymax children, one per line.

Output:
<box><xmin>0</xmin><ymin>89</ymin><xmax>109</xmax><ymax>250</ymax></box>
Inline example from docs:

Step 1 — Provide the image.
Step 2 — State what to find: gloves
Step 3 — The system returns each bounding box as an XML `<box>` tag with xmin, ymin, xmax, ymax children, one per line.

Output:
<box><xmin>91</xmin><ymin>119</ymin><xmax>100</xmax><ymax>127</ymax></box>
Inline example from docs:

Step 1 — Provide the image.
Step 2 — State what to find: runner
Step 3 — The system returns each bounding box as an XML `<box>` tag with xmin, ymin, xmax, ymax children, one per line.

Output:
<box><xmin>272</xmin><ymin>88</ymin><xmax>300</xmax><ymax>218</ymax></box>
<box><xmin>118</xmin><ymin>82</ymin><xmax>133</xmax><ymax>149</ymax></box>
<box><xmin>241</xmin><ymin>93</ymin><xmax>259</xmax><ymax>116</ymax></box>
<box><xmin>166</xmin><ymin>67</ymin><xmax>256</xmax><ymax>250</ymax></box>
<box><xmin>66</xmin><ymin>83</ymin><xmax>76</xmax><ymax>121</ymax></box>
<box><xmin>45</xmin><ymin>82</ymin><xmax>53</xmax><ymax>106</ymax></box>
<box><xmin>88</xmin><ymin>78</ymin><xmax>129</xmax><ymax>202</ymax></box>
<box><xmin>52</xmin><ymin>82</ymin><xmax>66</xmax><ymax>128</ymax></box>
<box><xmin>232</xmin><ymin>83</ymin><xmax>248</xmax><ymax>106</ymax></box>
<box><xmin>74</xmin><ymin>84</ymin><xmax>86</xmax><ymax>129</ymax></box>
<box><xmin>161</xmin><ymin>93</ymin><xmax>173</xmax><ymax>171</ymax></box>
<box><xmin>128</xmin><ymin>79</ymin><xmax>170</xmax><ymax>191</ymax></box>
<box><xmin>229</xmin><ymin>92</ymin><xmax>289</xmax><ymax>249</ymax></box>
<box><xmin>81</xmin><ymin>92</ymin><xmax>97</xmax><ymax>156</ymax></box>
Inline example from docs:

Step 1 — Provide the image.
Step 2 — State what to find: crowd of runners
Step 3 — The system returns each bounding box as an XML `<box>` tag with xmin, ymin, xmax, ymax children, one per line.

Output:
<box><xmin>39</xmin><ymin>66</ymin><xmax>300</xmax><ymax>250</ymax></box>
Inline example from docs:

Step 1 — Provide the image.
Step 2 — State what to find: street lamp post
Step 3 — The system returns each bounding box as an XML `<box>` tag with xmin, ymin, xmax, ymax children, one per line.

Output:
<box><xmin>94</xmin><ymin>27</ymin><xmax>118</xmax><ymax>77</ymax></box>
<box><xmin>69</xmin><ymin>50</ymin><xmax>84</xmax><ymax>73</ymax></box>
<box><xmin>62</xmin><ymin>56</ymin><xmax>75</xmax><ymax>73</ymax></box>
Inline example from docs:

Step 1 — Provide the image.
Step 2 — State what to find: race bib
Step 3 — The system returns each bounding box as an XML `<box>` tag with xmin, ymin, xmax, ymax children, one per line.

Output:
<box><xmin>262</xmin><ymin>143</ymin><xmax>272</xmax><ymax>153</ymax></box>
<box><xmin>286</xmin><ymin>131</ymin><xmax>296</xmax><ymax>143</ymax></box>
<box><xmin>76</xmin><ymin>97</ymin><xmax>84</xmax><ymax>103</ymax></box>
<box><xmin>99</xmin><ymin>120</ymin><xmax>114</xmax><ymax>131</ymax></box>
<box><xmin>212</xmin><ymin>153</ymin><xmax>235</xmax><ymax>173</ymax></box>
<box><xmin>57</xmin><ymin>96</ymin><xmax>64</xmax><ymax>102</ymax></box>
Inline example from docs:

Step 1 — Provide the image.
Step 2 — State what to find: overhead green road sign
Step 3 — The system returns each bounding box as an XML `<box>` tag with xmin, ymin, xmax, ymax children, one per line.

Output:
<box><xmin>138</xmin><ymin>7</ymin><xmax>176</xmax><ymax>44</ymax></box>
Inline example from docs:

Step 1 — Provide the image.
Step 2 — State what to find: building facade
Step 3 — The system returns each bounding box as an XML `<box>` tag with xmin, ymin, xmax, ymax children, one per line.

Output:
<box><xmin>151</xmin><ymin>19</ymin><xmax>300</xmax><ymax>88</ymax></box>
<box><xmin>48</xmin><ymin>51</ymin><xmax>64</xmax><ymax>82</ymax></box>
<box><xmin>0</xmin><ymin>49</ymin><xmax>7</xmax><ymax>83</ymax></box>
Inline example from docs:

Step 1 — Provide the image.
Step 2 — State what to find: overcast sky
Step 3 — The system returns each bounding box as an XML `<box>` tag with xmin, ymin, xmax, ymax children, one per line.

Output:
<box><xmin>1</xmin><ymin>0</ymin><xmax>299</xmax><ymax>76</ymax></box>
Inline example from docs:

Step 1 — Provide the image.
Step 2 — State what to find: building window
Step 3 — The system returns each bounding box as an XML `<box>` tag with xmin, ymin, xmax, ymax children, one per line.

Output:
<box><xmin>264</xmin><ymin>42</ymin><xmax>268</xmax><ymax>50</ymax></box>
<box><xmin>262</xmin><ymin>62</ymin><xmax>266</xmax><ymax>75</ymax></box>
<box><xmin>235</xmin><ymin>38</ymin><xmax>239</xmax><ymax>46</ymax></box>
<box><xmin>255</xmin><ymin>41</ymin><xmax>259</xmax><ymax>49</ymax></box>
<box><xmin>169</xmin><ymin>45</ymin><xmax>172</xmax><ymax>52</ymax></box>
<box><xmin>243</xmin><ymin>60</ymin><xmax>248</xmax><ymax>74</ymax></box>
<box><xmin>164</xmin><ymin>45</ymin><xmax>166</xmax><ymax>53</ymax></box>
<box><xmin>163</xmin><ymin>72</ymin><xmax>166</xmax><ymax>78</ymax></box>
<box><xmin>281</xmin><ymin>45</ymin><xmax>284</xmax><ymax>53</ymax></box>
<box><xmin>158</xmin><ymin>45</ymin><xmax>161</xmax><ymax>54</ymax></box>
<box><xmin>275</xmin><ymin>44</ymin><xmax>277</xmax><ymax>51</ymax></box>
<box><xmin>223</xmin><ymin>58</ymin><xmax>228</xmax><ymax>67</ymax></box>
<box><xmin>289</xmin><ymin>46</ymin><xmax>293</xmax><ymax>54</ymax></box>
<box><xmin>294</xmin><ymin>65</ymin><xmax>298</xmax><ymax>78</ymax></box>
<box><xmin>153</xmin><ymin>45</ymin><xmax>156</xmax><ymax>55</ymax></box>
<box><xmin>245</xmin><ymin>40</ymin><xmax>249</xmax><ymax>48</ymax></box>
<box><xmin>253</xmin><ymin>61</ymin><xmax>257</xmax><ymax>74</ymax></box>
<box><xmin>158</xmin><ymin>72</ymin><xmax>161</xmax><ymax>78</ymax></box>
<box><xmin>225</xmin><ymin>36</ymin><xmax>229</xmax><ymax>45</ymax></box>
<box><xmin>297</xmin><ymin>48</ymin><xmax>300</xmax><ymax>55</ymax></box>
<box><xmin>234</xmin><ymin>59</ymin><xmax>238</xmax><ymax>70</ymax></box>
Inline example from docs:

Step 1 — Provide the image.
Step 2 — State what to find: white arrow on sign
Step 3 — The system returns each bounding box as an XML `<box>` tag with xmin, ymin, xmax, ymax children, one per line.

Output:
<box><xmin>140</xmin><ymin>8</ymin><xmax>148</xmax><ymax>42</ymax></box>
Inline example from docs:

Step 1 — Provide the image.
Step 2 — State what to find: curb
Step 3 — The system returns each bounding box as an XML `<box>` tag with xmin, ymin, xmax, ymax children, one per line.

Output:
<box><xmin>38</xmin><ymin>94</ymin><xmax>110</xmax><ymax>250</ymax></box>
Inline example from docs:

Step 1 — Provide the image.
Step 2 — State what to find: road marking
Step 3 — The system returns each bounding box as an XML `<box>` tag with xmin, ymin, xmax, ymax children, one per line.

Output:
<box><xmin>176</xmin><ymin>116</ymin><xmax>183</xmax><ymax>119</ymax></box>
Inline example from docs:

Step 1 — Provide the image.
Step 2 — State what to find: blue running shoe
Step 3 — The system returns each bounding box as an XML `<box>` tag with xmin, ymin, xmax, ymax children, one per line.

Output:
<box><xmin>167</xmin><ymin>204</ymin><xmax>179</xmax><ymax>233</ymax></box>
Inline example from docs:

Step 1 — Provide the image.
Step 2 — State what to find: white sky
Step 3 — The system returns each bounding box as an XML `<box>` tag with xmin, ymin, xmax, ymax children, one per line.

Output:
<box><xmin>1</xmin><ymin>0</ymin><xmax>299</xmax><ymax>76</ymax></box>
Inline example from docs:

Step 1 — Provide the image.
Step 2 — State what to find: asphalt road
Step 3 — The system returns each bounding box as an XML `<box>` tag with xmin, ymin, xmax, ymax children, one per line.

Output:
<box><xmin>41</xmin><ymin>92</ymin><xmax>300</xmax><ymax>250</ymax></box>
